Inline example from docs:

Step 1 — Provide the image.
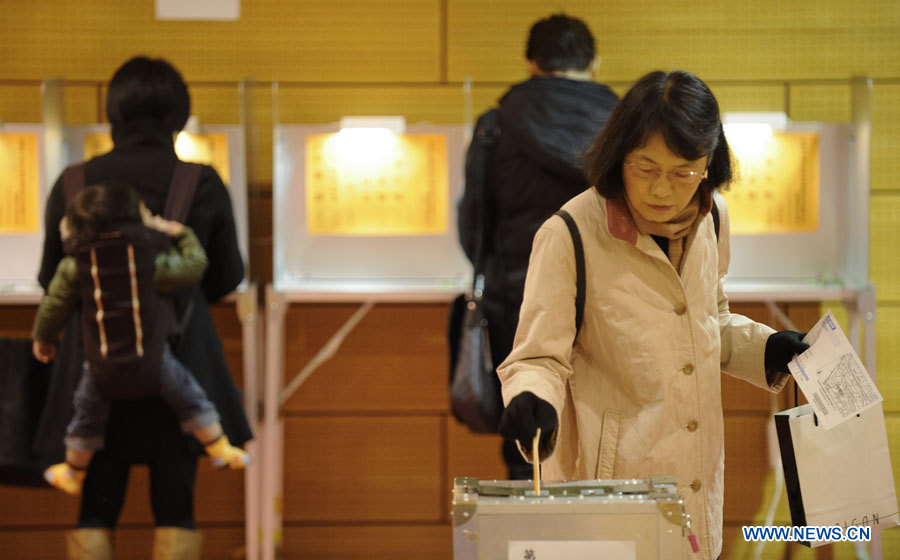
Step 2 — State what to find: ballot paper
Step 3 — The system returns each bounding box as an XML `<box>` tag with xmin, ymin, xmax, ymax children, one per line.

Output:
<box><xmin>788</xmin><ymin>311</ymin><xmax>882</xmax><ymax>430</ymax></box>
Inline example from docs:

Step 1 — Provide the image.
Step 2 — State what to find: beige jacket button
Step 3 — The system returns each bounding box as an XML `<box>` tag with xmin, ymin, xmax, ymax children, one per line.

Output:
<box><xmin>686</xmin><ymin>420</ymin><xmax>699</xmax><ymax>432</ymax></box>
<box><xmin>690</xmin><ymin>479</ymin><xmax>702</xmax><ymax>491</ymax></box>
<box><xmin>682</xmin><ymin>364</ymin><xmax>694</xmax><ymax>375</ymax></box>
<box><xmin>674</xmin><ymin>303</ymin><xmax>687</xmax><ymax>315</ymax></box>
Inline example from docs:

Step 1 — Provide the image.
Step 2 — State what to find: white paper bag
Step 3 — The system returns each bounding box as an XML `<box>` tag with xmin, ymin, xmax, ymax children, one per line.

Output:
<box><xmin>775</xmin><ymin>403</ymin><xmax>899</xmax><ymax>546</ymax></box>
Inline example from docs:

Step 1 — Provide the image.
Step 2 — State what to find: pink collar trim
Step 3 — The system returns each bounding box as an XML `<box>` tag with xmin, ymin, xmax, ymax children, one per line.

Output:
<box><xmin>605</xmin><ymin>197</ymin><xmax>638</xmax><ymax>245</ymax></box>
<box><xmin>604</xmin><ymin>188</ymin><xmax>712</xmax><ymax>246</ymax></box>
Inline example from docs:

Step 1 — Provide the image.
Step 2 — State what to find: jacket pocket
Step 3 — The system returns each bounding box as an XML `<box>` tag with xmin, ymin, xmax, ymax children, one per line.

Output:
<box><xmin>594</xmin><ymin>410</ymin><xmax>620</xmax><ymax>479</ymax></box>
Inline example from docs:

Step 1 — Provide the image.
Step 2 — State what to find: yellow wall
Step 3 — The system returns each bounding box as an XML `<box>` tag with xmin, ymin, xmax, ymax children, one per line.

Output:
<box><xmin>2</xmin><ymin>1</ymin><xmax>900</xmax><ymax>558</ymax></box>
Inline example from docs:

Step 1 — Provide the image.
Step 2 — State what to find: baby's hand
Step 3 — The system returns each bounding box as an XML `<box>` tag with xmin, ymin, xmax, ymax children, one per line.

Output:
<box><xmin>33</xmin><ymin>341</ymin><xmax>56</xmax><ymax>363</ymax></box>
<box><xmin>147</xmin><ymin>215</ymin><xmax>185</xmax><ymax>238</ymax></box>
<box><xmin>59</xmin><ymin>217</ymin><xmax>72</xmax><ymax>241</ymax></box>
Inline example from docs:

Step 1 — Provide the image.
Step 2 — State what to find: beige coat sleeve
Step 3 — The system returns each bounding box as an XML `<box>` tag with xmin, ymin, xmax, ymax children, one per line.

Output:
<box><xmin>714</xmin><ymin>194</ymin><xmax>790</xmax><ymax>392</ymax></box>
<box><xmin>497</xmin><ymin>220</ymin><xmax>578</xmax><ymax>451</ymax></box>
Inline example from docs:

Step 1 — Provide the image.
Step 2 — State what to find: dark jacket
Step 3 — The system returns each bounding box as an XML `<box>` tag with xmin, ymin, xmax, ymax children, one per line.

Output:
<box><xmin>458</xmin><ymin>76</ymin><xmax>617</xmax><ymax>363</ymax></box>
<box><xmin>34</xmin><ymin>128</ymin><xmax>251</xmax><ymax>462</ymax></box>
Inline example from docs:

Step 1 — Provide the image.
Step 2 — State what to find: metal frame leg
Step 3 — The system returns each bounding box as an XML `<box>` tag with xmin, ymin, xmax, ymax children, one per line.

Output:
<box><xmin>237</xmin><ymin>284</ymin><xmax>261</xmax><ymax>560</ymax></box>
<box><xmin>262</xmin><ymin>286</ymin><xmax>286</xmax><ymax>560</ymax></box>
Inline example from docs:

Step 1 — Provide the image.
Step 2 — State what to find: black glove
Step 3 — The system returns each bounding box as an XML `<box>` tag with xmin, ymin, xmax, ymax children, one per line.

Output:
<box><xmin>499</xmin><ymin>392</ymin><xmax>557</xmax><ymax>450</ymax></box>
<box><xmin>765</xmin><ymin>331</ymin><xmax>810</xmax><ymax>373</ymax></box>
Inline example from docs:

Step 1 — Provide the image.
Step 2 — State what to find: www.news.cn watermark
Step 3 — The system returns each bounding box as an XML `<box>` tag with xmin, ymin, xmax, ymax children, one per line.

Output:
<box><xmin>742</xmin><ymin>525</ymin><xmax>871</xmax><ymax>542</ymax></box>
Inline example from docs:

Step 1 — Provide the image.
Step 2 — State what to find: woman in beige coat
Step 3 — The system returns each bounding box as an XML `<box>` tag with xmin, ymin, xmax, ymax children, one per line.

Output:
<box><xmin>497</xmin><ymin>70</ymin><xmax>808</xmax><ymax>560</ymax></box>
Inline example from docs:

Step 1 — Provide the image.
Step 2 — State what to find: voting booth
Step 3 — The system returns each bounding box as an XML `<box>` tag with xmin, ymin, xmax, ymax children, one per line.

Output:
<box><xmin>272</xmin><ymin>120</ymin><xmax>470</xmax><ymax>294</ymax></box>
<box><xmin>0</xmin><ymin>79</ymin><xmax>262</xmax><ymax>559</ymax></box>
<box><xmin>0</xmin><ymin>89</ymin><xmax>251</xmax><ymax>297</ymax></box>
<box><xmin>261</xmin><ymin>82</ymin><xmax>473</xmax><ymax>558</ymax></box>
<box><xmin>721</xmin><ymin>120</ymin><xmax>865</xmax><ymax>291</ymax></box>
<box><xmin>719</xmin><ymin>80</ymin><xmax>889</xmax><ymax>559</ymax></box>
<box><xmin>720</xmin><ymin>79</ymin><xmax>875</xmax><ymax>374</ymax></box>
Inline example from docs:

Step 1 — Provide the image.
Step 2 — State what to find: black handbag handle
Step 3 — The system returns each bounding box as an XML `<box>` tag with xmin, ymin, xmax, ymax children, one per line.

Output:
<box><xmin>469</xmin><ymin>109</ymin><xmax>501</xmax><ymax>286</ymax></box>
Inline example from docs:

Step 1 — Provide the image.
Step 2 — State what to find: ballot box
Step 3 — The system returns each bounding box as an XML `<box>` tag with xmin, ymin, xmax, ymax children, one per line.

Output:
<box><xmin>452</xmin><ymin>477</ymin><xmax>688</xmax><ymax>560</ymax></box>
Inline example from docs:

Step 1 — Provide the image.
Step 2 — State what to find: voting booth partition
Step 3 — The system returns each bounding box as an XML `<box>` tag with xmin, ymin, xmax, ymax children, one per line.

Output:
<box><xmin>721</xmin><ymin>79</ymin><xmax>875</xmax><ymax>369</ymax></box>
<box><xmin>719</xmin><ymin>79</ymin><xmax>894</xmax><ymax>558</ymax></box>
<box><xmin>260</xmin><ymin>82</ymin><xmax>474</xmax><ymax>559</ymax></box>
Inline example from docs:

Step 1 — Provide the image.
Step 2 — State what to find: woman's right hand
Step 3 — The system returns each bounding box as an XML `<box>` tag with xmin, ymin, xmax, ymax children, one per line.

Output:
<box><xmin>499</xmin><ymin>391</ymin><xmax>558</xmax><ymax>450</ymax></box>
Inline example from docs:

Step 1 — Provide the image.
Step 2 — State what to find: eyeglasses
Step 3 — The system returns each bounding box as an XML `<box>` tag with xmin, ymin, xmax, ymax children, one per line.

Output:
<box><xmin>624</xmin><ymin>161</ymin><xmax>705</xmax><ymax>185</ymax></box>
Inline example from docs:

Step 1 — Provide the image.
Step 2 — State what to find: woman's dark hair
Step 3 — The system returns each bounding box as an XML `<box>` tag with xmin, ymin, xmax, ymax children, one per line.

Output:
<box><xmin>583</xmin><ymin>70</ymin><xmax>733</xmax><ymax>198</ymax></box>
<box><xmin>66</xmin><ymin>182</ymin><xmax>143</xmax><ymax>244</ymax></box>
<box><xmin>526</xmin><ymin>14</ymin><xmax>595</xmax><ymax>73</ymax></box>
<box><xmin>106</xmin><ymin>56</ymin><xmax>190</xmax><ymax>136</ymax></box>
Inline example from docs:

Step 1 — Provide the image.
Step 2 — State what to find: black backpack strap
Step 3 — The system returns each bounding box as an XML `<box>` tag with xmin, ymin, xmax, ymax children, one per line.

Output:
<box><xmin>61</xmin><ymin>163</ymin><xmax>86</xmax><ymax>206</ymax></box>
<box><xmin>554</xmin><ymin>210</ymin><xmax>585</xmax><ymax>338</ymax></box>
<box><xmin>163</xmin><ymin>162</ymin><xmax>203</xmax><ymax>223</ymax></box>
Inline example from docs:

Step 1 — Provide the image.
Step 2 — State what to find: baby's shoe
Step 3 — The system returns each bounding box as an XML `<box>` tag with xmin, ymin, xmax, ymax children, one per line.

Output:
<box><xmin>44</xmin><ymin>463</ymin><xmax>86</xmax><ymax>496</ymax></box>
<box><xmin>204</xmin><ymin>435</ymin><xmax>250</xmax><ymax>469</ymax></box>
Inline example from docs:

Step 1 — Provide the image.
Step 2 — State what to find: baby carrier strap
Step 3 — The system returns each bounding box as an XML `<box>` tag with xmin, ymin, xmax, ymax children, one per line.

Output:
<box><xmin>61</xmin><ymin>163</ymin><xmax>86</xmax><ymax>205</ymax></box>
<box><xmin>163</xmin><ymin>162</ymin><xmax>203</xmax><ymax>223</ymax></box>
<box><xmin>61</xmin><ymin>161</ymin><xmax>203</xmax><ymax>216</ymax></box>
<box><xmin>161</xmin><ymin>162</ymin><xmax>203</xmax><ymax>338</ymax></box>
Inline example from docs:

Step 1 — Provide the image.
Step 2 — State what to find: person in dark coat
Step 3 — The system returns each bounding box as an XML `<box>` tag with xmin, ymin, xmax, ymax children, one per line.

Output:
<box><xmin>35</xmin><ymin>55</ymin><xmax>252</xmax><ymax>559</ymax></box>
<box><xmin>457</xmin><ymin>14</ymin><xmax>618</xmax><ymax>479</ymax></box>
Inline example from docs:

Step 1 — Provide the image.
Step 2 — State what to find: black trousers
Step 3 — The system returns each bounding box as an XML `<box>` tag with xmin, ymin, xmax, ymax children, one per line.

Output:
<box><xmin>78</xmin><ymin>450</ymin><xmax>198</xmax><ymax>529</ymax></box>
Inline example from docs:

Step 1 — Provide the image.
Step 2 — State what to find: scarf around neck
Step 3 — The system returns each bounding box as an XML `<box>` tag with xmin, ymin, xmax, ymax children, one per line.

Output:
<box><xmin>625</xmin><ymin>186</ymin><xmax>707</xmax><ymax>272</ymax></box>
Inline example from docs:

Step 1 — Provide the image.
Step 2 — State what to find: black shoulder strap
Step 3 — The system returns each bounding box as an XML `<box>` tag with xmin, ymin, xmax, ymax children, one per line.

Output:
<box><xmin>61</xmin><ymin>163</ymin><xmax>86</xmax><ymax>206</ymax></box>
<box><xmin>554</xmin><ymin>209</ymin><xmax>585</xmax><ymax>338</ymax></box>
<box><xmin>470</xmin><ymin>108</ymin><xmax>502</xmax><ymax>274</ymax></box>
<box><xmin>711</xmin><ymin>197</ymin><xmax>721</xmax><ymax>241</ymax></box>
<box><xmin>163</xmin><ymin>162</ymin><xmax>203</xmax><ymax>223</ymax></box>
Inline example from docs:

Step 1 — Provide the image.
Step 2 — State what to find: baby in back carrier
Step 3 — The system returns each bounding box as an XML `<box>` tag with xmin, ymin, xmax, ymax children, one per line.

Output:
<box><xmin>32</xmin><ymin>180</ymin><xmax>249</xmax><ymax>496</ymax></box>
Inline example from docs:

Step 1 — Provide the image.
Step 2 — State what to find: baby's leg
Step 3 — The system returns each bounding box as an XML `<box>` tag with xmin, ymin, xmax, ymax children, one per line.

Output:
<box><xmin>194</xmin><ymin>421</ymin><xmax>250</xmax><ymax>469</ymax></box>
<box><xmin>158</xmin><ymin>345</ymin><xmax>249</xmax><ymax>469</ymax></box>
<box><xmin>45</xmin><ymin>449</ymin><xmax>93</xmax><ymax>496</ymax></box>
<box><xmin>46</xmin><ymin>364</ymin><xmax>109</xmax><ymax>495</ymax></box>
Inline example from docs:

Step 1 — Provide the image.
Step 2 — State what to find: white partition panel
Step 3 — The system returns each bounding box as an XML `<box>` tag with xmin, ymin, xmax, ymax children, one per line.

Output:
<box><xmin>725</xmin><ymin>123</ymin><xmax>862</xmax><ymax>292</ymax></box>
<box><xmin>0</xmin><ymin>124</ymin><xmax>47</xmax><ymax>294</ymax></box>
<box><xmin>273</xmin><ymin>123</ymin><xmax>471</xmax><ymax>296</ymax></box>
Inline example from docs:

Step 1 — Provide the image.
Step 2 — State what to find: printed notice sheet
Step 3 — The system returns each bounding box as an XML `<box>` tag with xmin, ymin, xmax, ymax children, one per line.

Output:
<box><xmin>305</xmin><ymin>132</ymin><xmax>448</xmax><ymax>235</ymax></box>
<box><xmin>721</xmin><ymin>131</ymin><xmax>819</xmax><ymax>234</ymax></box>
<box><xmin>788</xmin><ymin>311</ymin><xmax>882</xmax><ymax>430</ymax></box>
<box><xmin>0</xmin><ymin>132</ymin><xmax>40</xmax><ymax>233</ymax></box>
